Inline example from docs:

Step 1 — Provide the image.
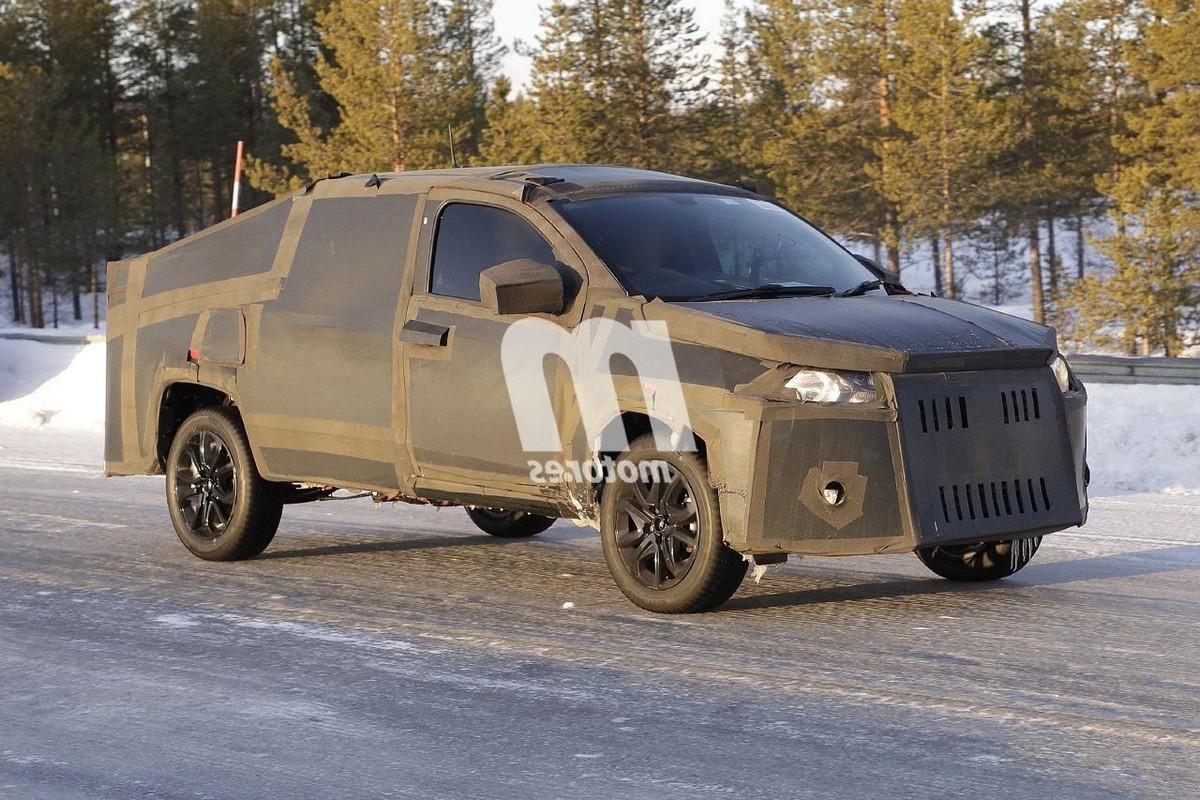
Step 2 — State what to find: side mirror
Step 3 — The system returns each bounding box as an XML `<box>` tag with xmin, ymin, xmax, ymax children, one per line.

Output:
<box><xmin>480</xmin><ymin>259</ymin><xmax>565</xmax><ymax>315</ymax></box>
<box><xmin>853</xmin><ymin>254</ymin><xmax>902</xmax><ymax>286</ymax></box>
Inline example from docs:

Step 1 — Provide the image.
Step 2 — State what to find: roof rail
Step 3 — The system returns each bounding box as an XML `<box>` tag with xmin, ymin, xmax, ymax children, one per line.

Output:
<box><xmin>490</xmin><ymin>169</ymin><xmax>565</xmax><ymax>188</ymax></box>
<box><xmin>302</xmin><ymin>172</ymin><xmax>353</xmax><ymax>194</ymax></box>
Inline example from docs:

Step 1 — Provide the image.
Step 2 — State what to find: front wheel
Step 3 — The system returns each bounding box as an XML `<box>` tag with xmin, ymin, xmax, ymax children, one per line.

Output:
<box><xmin>165</xmin><ymin>406</ymin><xmax>283</xmax><ymax>561</ymax></box>
<box><xmin>599</xmin><ymin>434</ymin><xmax>747</xmax><ymax>613</ymax></box>
<box><xmin>915</xmin><ymin>536</ymin><xmax>1042</xmax><ymax>582</ymax></box>
<box><xmin>465</xmin><ymin>507</ymin><xmax>556</xmax><ymax>538</ymax></box>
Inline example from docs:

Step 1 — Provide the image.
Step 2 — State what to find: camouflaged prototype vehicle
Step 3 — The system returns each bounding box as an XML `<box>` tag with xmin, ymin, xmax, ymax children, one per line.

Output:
<box><xmin>106</xmin><ymin>165</ymin><xmax>1089</xmax><ymax>612</ymax></box>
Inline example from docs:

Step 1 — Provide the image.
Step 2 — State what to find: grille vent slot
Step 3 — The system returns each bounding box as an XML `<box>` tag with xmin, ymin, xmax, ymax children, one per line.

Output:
<box><xmin>938</xmin><ymin>477</ymin><xmax>1052</xmax><ymax>524</ymax></box>
<box><xmin>918</xmin><ymin>396</ymin><xmax>970</xmax><ymax>433</ymax></box>
<box><xmin>1001</xmin><ymin>388</ymin><xmax>1041</xmax><ymax>424</ymax></box>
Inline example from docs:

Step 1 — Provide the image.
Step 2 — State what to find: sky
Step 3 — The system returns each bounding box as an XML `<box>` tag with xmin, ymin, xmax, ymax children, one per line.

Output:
<box><xmin>491</xmin><ymin>0</ymin><xmax>733</xmax><ymax>92</ymax></box>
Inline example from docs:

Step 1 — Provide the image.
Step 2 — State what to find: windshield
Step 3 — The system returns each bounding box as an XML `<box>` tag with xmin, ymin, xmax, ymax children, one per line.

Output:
<box><xmin>554</xmin><ymin>192</ymin><xmax>878</xmax><ymax>301</ymax></box>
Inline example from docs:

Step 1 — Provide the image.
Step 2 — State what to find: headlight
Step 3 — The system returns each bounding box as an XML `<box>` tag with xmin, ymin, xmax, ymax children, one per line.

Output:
<box><xmin>1050</xmin><ymin>355</ymin><xmax>1072</xmax><ymax>393</ymax></box>
<box><xmin>785</xmin><ymin>369</ymin><xmax>878</xmax><ymax>404</ymax></box>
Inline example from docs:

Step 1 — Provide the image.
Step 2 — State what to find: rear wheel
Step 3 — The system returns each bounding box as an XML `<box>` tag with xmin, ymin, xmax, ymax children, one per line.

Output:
<box><xmin>600</xmin><ymin>434</ymin><xmax>746</xmax><ymax>613</ymax></box>
<box><xmin>465</xmin><ymin>507</ymin><xmax>556</xmax><ymax>538</ymax></box>
<box><xmin>916</xmin><ymin>536</ymin><xmax>1042</xmax><ymax>582</ymax></box>
<box><xmin>165</xmin><ymin>406</ymin><xmax>283</xmax><ymax>561</ymax></box>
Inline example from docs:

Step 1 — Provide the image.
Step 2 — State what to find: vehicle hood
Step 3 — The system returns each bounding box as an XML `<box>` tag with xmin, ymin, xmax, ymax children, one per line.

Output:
<box><xmin>649</xmin><ymin>294</ymin><xmax>1057</xmax><ymax>374</ymax></box>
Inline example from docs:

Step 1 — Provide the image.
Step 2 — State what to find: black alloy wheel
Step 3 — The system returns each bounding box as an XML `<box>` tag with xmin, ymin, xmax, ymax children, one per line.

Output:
<box><xmin>173</xmin><ymin>429</ymin><xmax>237</xmax><ymax>539</ymax></box>
<box><xmin>600</xmin><ymin>434</ymin><xmax>746</xmax><ymax>613</ymax></box>
<box><xmin>165</xmin><ymin>407</ymin><xmax>283</xmax><ymax>561</ymax></box>
<box><xmin>916</xmin><ymin>536</ymin><xmax>1042</xmax><ymax>582</ymax></box>
<box><xmin>465</xmin><ymin>507</ymin><xmax>556</xmax><ymax>538</ymax></box>
<box><xmin>612</xmin><ymin>463</ymin><xmax>700</xmax><ymax>591</ymax></box>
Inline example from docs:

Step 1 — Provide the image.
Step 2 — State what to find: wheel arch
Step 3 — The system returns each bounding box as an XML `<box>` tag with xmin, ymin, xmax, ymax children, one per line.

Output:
<box><xmin>585</xmin><ymin>411</ymin><xmax>712</xmax><ymax>515</ymax></box>
<box><xmin>589</xmin><ymin>406</ymin><xmax>755</xmax><ymax>550</ymax></box>
<box><xmin>594</xmin><ymin>410</ymin><xmax>709</xmax><ymax>463</ymax></box>
<box><xmin>155</xmin><ymin>382</ymin><xmax>236</xmax><ymax>469</ymax></box>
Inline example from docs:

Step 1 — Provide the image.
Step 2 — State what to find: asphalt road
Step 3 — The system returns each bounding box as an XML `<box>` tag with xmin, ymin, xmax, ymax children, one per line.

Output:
<box><xmin>1</xmin><ymin>429</ymin><xmax>1198</xmax><ymax>799</ymax></box>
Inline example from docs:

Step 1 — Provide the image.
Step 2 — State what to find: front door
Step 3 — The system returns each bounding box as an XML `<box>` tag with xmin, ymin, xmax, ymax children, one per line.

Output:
<box><xmin>399</xmin><ymin>191</ymin><xmax>586</xmax><ymax>496</ymax></box>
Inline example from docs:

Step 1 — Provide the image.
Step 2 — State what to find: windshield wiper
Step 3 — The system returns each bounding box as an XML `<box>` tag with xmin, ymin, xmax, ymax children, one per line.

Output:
<box><xmin>688</xmin><ymin>284</ymin><xmax>836</xmax><ymax>302</ymax></box>
<box><xmin>835</xmin><ymin>278</ymin><xmax>884</xmax><ymax>297</ymax></box>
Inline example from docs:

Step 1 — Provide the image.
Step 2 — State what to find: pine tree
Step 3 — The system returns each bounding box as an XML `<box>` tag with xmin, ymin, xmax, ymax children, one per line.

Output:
<box><xmin>672</xmin><ymin>2</ymin><xmax>755</xmax><ymax>185</ymax></box>
<box><xmin>742</xmin><ymin>0</ymin><xmax>905</xmax><ymax>272</ymax></box>
<box><xmin>256</xmin><ymin>0</ymin><xmax>501</xmax><ymax>186</ymax></box>
<box><xmin>523</xmin><ymin>0</ymin><xmax>618</xmax><ymax>163</ymax></box>
<box><xmin>187</xmin><ymin>0</ymin><xmax>270</xmax><ymax>224</ymax></box>
<box><xmin>443</xmin><ymin>0</ymin><xmax>503</xmax><ymax>164</ymax></box>
<box><xmin>0</xmin><ymin>0</ymin><xmax>120</xmax><ymax>327</ymax></box>
<box><xmin>477</xmin><ymin>75</ymin><xmax>544</xmax><ymax>164</ymax></box>
<box><xmin>964</xmin><ymin>212</ymin><xmax>1025</xmax><ymax>306</ymax></box>
<box><xmin>522</xmin><ymin>0</ymin><xmax>705</xmax><ymax>169</ymax></box>
<box><xmin>1070</xmin><ymin>0</ymin><xmax>1199</xmax><ymax>355</ymax></box>
<box><xmin>604</xmin><ymin>0</ymin><xmax>708</xmax><ymax>170</ymax></box>
<box><xmin>1033</xmin><ymin>0</ymin><xmax>1144</xmax><ymax>322</ymax></box>
<box><xmin>888</xmin><ymin>0</ymin><xmax>1010</xmax><ymax>298</ymax></box>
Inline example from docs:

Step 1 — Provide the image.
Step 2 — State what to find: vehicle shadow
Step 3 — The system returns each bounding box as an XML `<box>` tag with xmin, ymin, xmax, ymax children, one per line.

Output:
<box><xmin>257</xmin><ymin>532</ymin><xmax>514</xmax><ymax>560</ymax></box>
<box><xmin>1014</xmin><ymin>544</ymin><xmax>1200</xmax><ymax>584</ymax></box>
<box><xmin>258</xmin><ymin>521</ymin><xmax>594</xmax><ymax>561</ymax></box>
<box><xmin>723</xmin><ymin>545</ymin><xmax>1200</xmax><ymax>612</ymax></box>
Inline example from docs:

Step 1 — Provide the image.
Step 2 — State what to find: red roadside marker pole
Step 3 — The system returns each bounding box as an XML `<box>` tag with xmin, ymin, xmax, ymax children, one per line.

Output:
<box><xmin>231</xmin><ymin>139</ymin><xmax>245</xmax><ymax>218</ymax></box>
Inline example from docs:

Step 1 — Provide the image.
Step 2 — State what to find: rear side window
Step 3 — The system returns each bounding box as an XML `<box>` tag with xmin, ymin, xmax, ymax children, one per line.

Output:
<box><xmin>430</xmin><ymin>204</ymin><xmax>555</xmax><ymax>301</ymax></box>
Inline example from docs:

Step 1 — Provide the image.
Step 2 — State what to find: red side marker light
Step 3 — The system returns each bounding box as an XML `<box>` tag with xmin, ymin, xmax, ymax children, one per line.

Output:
<box><xmin>187</xmin><ymin>348</ymin><xmax>200</xmax><ymax>362</ymax></box>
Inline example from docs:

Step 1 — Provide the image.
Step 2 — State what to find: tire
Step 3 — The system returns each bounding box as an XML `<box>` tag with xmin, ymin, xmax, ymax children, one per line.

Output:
<box><xmin>465</xmin><ymin>507</ymin><xmax>556</xmax><ymax>538</ymax></box>
<box><xmin>165</xmin><ymin>406</ymin><xmax>283</xmax><ymax>561</ymax></box>
<box><xmin>599</xmin><ymin>434</ymin><xmax>747</xmax><ymax>613</ymax></box>
<box><xmin>915</xmin><ymin>536</ymin><xmax>1042</xmax><ymax>582</ymax></box>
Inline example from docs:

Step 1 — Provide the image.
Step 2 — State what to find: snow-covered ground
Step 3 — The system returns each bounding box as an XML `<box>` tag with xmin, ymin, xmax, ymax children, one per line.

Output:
<box><xmin>0</xmin><ymin>337</ymin><xmax>1196</xmax><ymax>496</ymax></box>
<box><xmin>0</xmin><ymin>340</ymin><xmax>106</xmax><ymax>432</ymax></box>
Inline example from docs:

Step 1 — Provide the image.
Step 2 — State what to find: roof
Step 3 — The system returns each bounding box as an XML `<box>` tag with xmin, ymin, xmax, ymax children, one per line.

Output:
<box><xmin>303</xmin><ymin>164</ymin><xmax>753</xmax><ymax>203</ymax></box>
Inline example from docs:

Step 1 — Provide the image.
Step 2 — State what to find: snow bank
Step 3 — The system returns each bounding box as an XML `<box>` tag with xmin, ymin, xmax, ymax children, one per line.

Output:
<box><xmin>1085</xmin><ymin>383</ymin><xmax>1199</xmax><ymax>496</ymax></box>
<box><xmin>0</xmin><ymin>338</ymin><xmax>1196</xmax><ymax>494</ymax></box>
<box><xmin>0</xmin><ymin>340</ymin><xmax>105</xmax><ymax>433</ymax></box>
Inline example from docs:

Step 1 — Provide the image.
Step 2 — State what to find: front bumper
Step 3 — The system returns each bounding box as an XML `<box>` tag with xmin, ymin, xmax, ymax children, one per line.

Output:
<box><xmin>726</xmin><ymin>366</ymin><xmax>1088</xmax><ymax>556</ymax></box>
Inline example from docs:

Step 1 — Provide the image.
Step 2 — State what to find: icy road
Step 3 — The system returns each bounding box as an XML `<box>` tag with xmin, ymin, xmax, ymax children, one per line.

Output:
<box><xmin>1</xmin><ymin>429</ymin><xmax>1197</xmax><ymax>799</ymax></box>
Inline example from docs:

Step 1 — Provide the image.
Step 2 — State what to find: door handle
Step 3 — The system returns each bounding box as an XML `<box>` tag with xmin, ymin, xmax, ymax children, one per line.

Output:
<box><xmin>399</xmin><ymin>319</ymin><xmax>451</xmax><ymax>347</ymax></box>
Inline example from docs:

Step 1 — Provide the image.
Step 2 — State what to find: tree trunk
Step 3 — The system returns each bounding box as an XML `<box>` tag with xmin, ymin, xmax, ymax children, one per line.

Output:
<box><xmin>72</xmin><ymin>280</ymin><xmax>82</xmax><ymax>321</ymax></box>
<box><xmin>91</xmin><ymin>262</ymin><xmax>100</xmax><ymax>330</ymax></box>
<box><xmin>877</xmin><ymin>0</ymin><xmax>900</xmax><ymax>276</ymax></box>
<box><xmin>28</xmin><ymin>264</ymin><xmax>43</xmax><ymax>329</ymax></box>
<box><xmin>6</xmin><ymin>240</ymin><xmax>23</xmax><ymax>324</ymax></box>
<box><xmin>1046</xmin><ymin>208</ymin><xmax>1058</xmax><ymax>324</ymax></box>
<box><xmin>161</xmin><ymin>31</ymin><xmax>188</xmax><ymax>241</ymax></box>
<box><xmin>1075</xmin><ymin>214</ymin><xmax>1085</xmax><ymax>279</ymax></box>
<box><xmin>211</xmin><ymin>152</ymin><xmax>225</xmax><ymax>225</ymax></box>
<box><xmin>1028</xmin><ymin>213</ymin><xmax>1044</xmax><ymax>324</ymax></box>
<box><xmin>938</xmin><ymin>12</ymin><xmax>953</xmax><ymax>299</ymax></box>
<box><xmin>1123</xmin><ymin>307</ymin><xmax>1137</xmax><ymax>355</ymax></box>
<box><xmin>1020</xmin><ymin>0</ymin><xmax>1044</xmax><ymax>324</ymax></box>
<box><xmin>942</xmin><ymin>225</ymin><xmax>954</xmax><ymax>300</ymax></box>
<box><xmin>993</xmin><ymin>240</ymin><xmax>1003</xmax><ymax>306</ymax></box>
<box><xmin>931</xmin><ymin>234</ymin><xmax>942</xmax><ymax>296</ymax></box>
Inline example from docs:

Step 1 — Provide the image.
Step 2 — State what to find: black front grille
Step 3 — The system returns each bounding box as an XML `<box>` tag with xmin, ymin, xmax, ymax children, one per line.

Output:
<box><xmin>894</xmin><ymin>368</ymin><xmax>1082</xmax><ymax>544</ymax></box>
<box><xmin>917</xmin><ymin>395</ymin><xmax>970</xmax><ymax>433</ymax></box>
<box><xmin>1001</xmin><ymin>387</ymin><xmax>1042</xmax><ymax>423</ymax></box>
<box><xmin>937</xmin><ymin>476</ymin><xmax>1052</xmax><ymax>524</ymax></box>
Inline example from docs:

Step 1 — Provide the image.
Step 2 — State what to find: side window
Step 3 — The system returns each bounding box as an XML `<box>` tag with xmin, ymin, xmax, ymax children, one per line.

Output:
<box><xmin>430</xmin><ymin>203</ymin><xmax>556</xmax><ymax>301</ymax></box>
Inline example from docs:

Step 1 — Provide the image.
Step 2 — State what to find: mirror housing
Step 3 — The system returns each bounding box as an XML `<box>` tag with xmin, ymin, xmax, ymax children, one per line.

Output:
<box><xmin>853</xmin><ymin>253</ymin><xmax>901</xmax><ymax>286</ymax></box>
<box><xmin>480</xmin><ymin>259</ymin><xmax>565</xmax><ymax>315</ymax></box>
<box><xmin>852</xmin><ymin>254</ymin><xmax>911</xmax><ymax>293</ymax></box>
